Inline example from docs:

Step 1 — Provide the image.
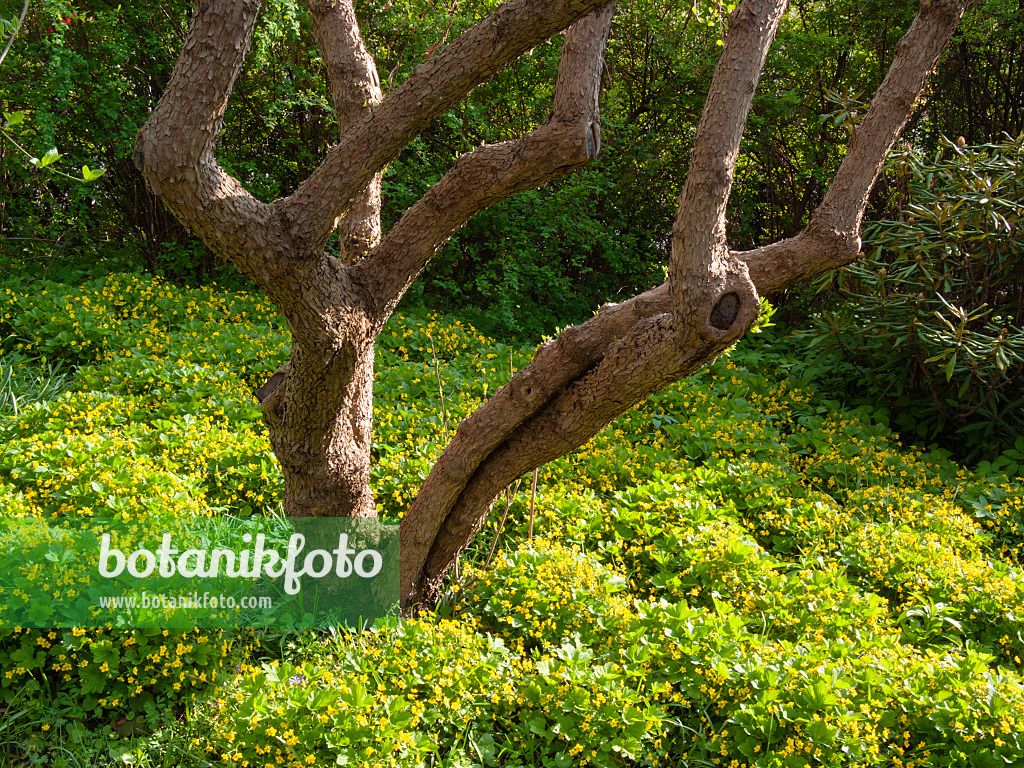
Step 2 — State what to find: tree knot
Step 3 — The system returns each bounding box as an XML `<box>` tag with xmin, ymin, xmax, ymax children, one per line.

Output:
<box><xmin>709</xmin><ymin>292</ymin><xmax>740</xmax><ymax>330</ymax></box>
<box><xmin>256</xmin><ymin>363</ymin><xmax>290</xmax><ymax>404</ymax></box>
<box><xmin>508</xmin><ymin>370</ymin><xmax>542</xmax><ymax>404</ymax></box>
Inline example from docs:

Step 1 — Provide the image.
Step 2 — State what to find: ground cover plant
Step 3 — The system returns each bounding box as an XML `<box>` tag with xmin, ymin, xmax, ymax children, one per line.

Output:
<box><xmin>1</xmin><ymin>272</ymin><xmax>1023</xmax><ymax>766</ymax></box>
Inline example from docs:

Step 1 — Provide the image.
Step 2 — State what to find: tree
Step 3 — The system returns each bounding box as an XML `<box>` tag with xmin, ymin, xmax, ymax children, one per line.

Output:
<box><xmin>133</xmin><ymin>0</ymin><xmax>974</xmax><ymax>612</ymax></box>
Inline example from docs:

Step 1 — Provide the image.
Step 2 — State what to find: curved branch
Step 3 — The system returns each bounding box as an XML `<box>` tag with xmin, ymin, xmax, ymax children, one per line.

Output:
<box><xmin>133</xmin><ymin>0</ymin><xmax>275</xmax><ymax>280</ymax></box>
<box><xmin>400</xmin><ymin>282</ymin><xmax>670</xmax><ymax>601</ymax></box>
<box><xmin>741</xmin><ymin>0</ymin><xmax>974</xmax><ymax>292</ymax></box>
<box><xmin>409</xmin><ymin>310</ymin><xmax>735</xmax><ymax>607</ymax></box>
<box><xmin>277</xmin><ymin>0</ymin><xmax>614</xmax><ymax>251</ymax></box>
<box><xmin>353</xmin><ymin>2</ymin><xmax>617</xmax><ymax>320</ymax></box>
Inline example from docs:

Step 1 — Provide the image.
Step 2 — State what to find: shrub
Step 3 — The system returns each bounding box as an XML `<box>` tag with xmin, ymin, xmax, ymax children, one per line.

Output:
<box><xmin>799</xmin><ymin>134</ymin><xmax>1024</xmax><ymax>462</ymax></box>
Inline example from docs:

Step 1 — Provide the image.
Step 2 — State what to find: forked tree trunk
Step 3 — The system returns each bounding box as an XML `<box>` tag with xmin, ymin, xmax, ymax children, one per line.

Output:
<box><xmin>134</xmin><ymin>0</ymin><xmax>974</xmax><ymax>614</ymax></box>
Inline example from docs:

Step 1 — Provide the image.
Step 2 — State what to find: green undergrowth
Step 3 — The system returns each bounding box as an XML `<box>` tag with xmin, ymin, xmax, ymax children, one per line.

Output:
<box><xmin>0</xmin><ymin>273</ymin><xmax>1022</xmax><ymax>767</ymax></box>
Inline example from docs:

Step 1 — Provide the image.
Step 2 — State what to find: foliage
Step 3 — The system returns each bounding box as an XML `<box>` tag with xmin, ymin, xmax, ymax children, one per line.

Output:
<box><xmin>455</xmin><ymin>538</ymin><xmax>635</xmax><ymax>654</ymax></box>
<box><xmin>2</xmin><ymin>108</ymin><xmax>104</xmax><ymax>183</ymax></box>
<box><xmin>922</xmin><ymin>0</ymin><xmax>1024</xmax><ymax>144</ymax></box>
<box><xmin>0</xmin><ymin>273</ymin><xmax>1022</xmax><ymax>766</ymax></box>
<box><xmin>1</xmin><ymin>1</ymin><xmax>1022</xmax><ymax>763</ymax></box>
<box><xmin>0</xmin><ymin>348</ymin><xmax>69</xmax><ymax>415</ymax></box>
<box><xmin>797</xmin><ymin>134</ymin><xmax>1024</xmax><ymax>462</ymax></box>
<box><xmin>0</xmin><ymin>0</ymin><xmax>105</xmax><ymax>186</ymax></box>
<box><xmin>4</xmin><ymin>1</ymin><xmax>1021</xmax><ymax>328</ymax></box>
<box><xmin>1</xmin><ymin>628</ymin><xmax>237</xmax><ymax>752</ymax></box>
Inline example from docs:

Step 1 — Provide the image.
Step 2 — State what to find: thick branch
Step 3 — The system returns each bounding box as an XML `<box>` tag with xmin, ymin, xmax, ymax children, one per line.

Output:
<box><xmin>277</xmin><ymin>0</ymin><xmax>613</xmax><ymax>251</ymax></box>
<box><xmin>400</xmin><ymin>282</ymin><xmax>669</xmax><ymax>602</ymax></box>
<box><xmin>668</xmin><ymin>0</ymin><xmax>786</xmax><ymax>343</ymax></box>
<box><xmin>400</xmin><ymin>0</ymin><xmax>976</xmax><ymax>611</ymax></box>
<box><xmin>133</xmin><ymin>0</ymin><xmax>274</xmax><ymax>277</ymax></box>
<box><xmin>408</xmin><ymin>308</ymin><xmax>757</xmax><ymax>607</ymax></box>
<box><xmin>307</xmin><ymin>0</ymin><xmax>381</xmax><ymax>132</ymax></box>
<box><xmin>741</xmin><ymin>0</ymin><xmax>973</xmax><ymax>292</ymax></box>
<box><xmin>353</xmin><ymin>3</ymin><xmax>616</xmax><ymax>320</ymax></box>
<box><xmin>306</xmin><ymin>0</ymin><xmax>384</xmax><ymax>262</ymax></box>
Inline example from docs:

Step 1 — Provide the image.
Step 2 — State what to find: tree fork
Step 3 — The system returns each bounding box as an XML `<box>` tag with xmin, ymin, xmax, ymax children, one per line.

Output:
<box><xmin>400</xmin><ymin>0</ymin><xmax>974</xmax><ymax>611</ymax></box>
<box><xmin>401</xmin><ymin>0</ymin><xmax>789</xmax><ymax>610</ymax></box>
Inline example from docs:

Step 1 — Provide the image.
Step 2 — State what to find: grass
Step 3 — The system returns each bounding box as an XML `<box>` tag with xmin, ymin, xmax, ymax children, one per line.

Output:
<box><xmin>0</xmin><ymin>349</ymin><xmax>70</xmax><ymax>416</ymax></box>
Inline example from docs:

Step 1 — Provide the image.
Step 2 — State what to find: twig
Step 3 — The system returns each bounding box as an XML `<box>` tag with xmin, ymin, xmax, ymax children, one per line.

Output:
<box><xmin>528</xmin><ymin>468</ymin><xmax>538</xmax><ymax>539</ymax></box>
<box><xmin>484</xmin><ymin>481</ymin><xmax>520</xmax><ymax>570</ymax></box>
<box><xmin>427</xmin><ymin>333</ymin><xmax>449</xmax><ymax>442</ymax></box>
<box><xmin>0</xmin><ymin>0</ymin><xmax>30</xmax><ymax>70</ymax></box>
<box><xmin>462</xmin><ymin>478</ymin><xmax>522</xmax><ymax>593</ymax></box>
<box><xmin>428</xmin><ymin>332</ymin><xmax>454</xmax><ymax>578</ymax></box>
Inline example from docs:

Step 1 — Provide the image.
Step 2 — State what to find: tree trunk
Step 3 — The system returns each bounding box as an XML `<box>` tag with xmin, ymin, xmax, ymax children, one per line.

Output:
<box><xmin>134</xmin><ymin>0</ymin><xmax>975</xmax><ymax>616</ymax></box>
<box><xmin>261</xmin><ymin>337</ymin><xmax>377</xmax><ymax>518</ymax></box>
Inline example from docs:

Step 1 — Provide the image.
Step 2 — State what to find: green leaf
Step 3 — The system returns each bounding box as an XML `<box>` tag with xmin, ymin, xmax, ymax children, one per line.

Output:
<box><xmin>807</xmin><ymin>719</ymin><xmax>837</xmax><ymax>744</ymax></box>
<box><xmin>3</xmin><ymin>110</ymin><xmax>26</xmax><ymax>128</ymax></box>
<box><xmin>37</xmin><ymin>148</ymin><xmax>62</xmax><ymax>168</ymax></box>
<box><xmin>82</xmin><ymin>164</ymin><xmax>105</xmax><ymax>181</ymax></box>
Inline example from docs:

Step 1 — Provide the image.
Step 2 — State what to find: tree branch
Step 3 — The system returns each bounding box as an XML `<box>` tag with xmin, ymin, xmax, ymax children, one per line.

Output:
<box><xmin>668</xmin><ymin>0</ymin><xmax>786</xmax><ymax>345</ymax></box>
<box><xmin>133</xmin><ymin>0</ymin><xmax>275</xmax><ymax>279</ymax></box>
<box><xmin>276</xmin><ymin>0</ymin><xmax>614</xmax><ymax>252</ymax></box>
<box><xmin>400</xmin><ymin>0</ymin><xmax>976</xmax><ymax>611</ymax></box>
<box><xmin>418</xmin><ymin>312</ymin><xmax>693</xmax><ymax>586</ymax></box>
<box><xmin>400</xmin><ymin>281</ymin><xmax>670</xmax><ymax>603</ymax></box>
<box><xmin>307</xmin><ymin>0</ymin><xmax>381</xmax><ymax>132</ymax></box>
<box><xmin>741</xmin><ymin>0</ymin><xmax>974</xmax><ymax>292</ymax></box>
<box><xmin>352</xmin><ymin>2</ymin><xmax>617</xmax><ymax>320</ymax></box>
<box><xmin>306</xmin><ymin>0</ymin><xmax>384</xmax><ymax>262</ymax></box>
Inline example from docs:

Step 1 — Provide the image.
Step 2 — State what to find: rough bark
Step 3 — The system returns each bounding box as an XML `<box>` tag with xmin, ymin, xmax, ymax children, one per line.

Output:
<box><xmin>133</xmin><ymin>0</ymin><xmax>973</xmax><ymax>612</ymax></box>
<box><xmin>667</xmin><ymin>0</ymin><xmax>787</xmax><ymax>346</ymax></box>
<box><xmin>133</xmin><ymin>0</ymin><xmax>275</xmax><ymax>276</ymax></box>
<box><xmin>399</xmin><ymin>0</ymin><xmax>973</xmax><ymax>610</ymax></box>
<box><xmin>307</xmin><ymin>0</ymin><xmax>383</xmax><ymax>262</ymax></box>
<box><xmin>400</xmin><ymin>0</ymin><xmax>788</xmax><ymax>609</ymax></box>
